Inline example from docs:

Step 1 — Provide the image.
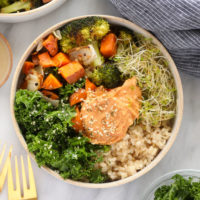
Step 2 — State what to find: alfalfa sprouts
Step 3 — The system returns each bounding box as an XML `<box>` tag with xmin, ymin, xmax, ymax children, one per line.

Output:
<box><xmin>113</xmin><ymin>35</ymin><xmax>176</xmax><ymax>129</ymax></box>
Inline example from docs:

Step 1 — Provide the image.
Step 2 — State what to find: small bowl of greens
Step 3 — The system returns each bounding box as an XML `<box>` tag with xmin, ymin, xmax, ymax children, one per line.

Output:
<box><xmin>0</xmin><ymin>0</ymin><xmax>66</xmax><ymax>23</ymax></box>
<box><xmin>10</xmin><ymin>15</ymin><xmax>183</xmax><ymax>188</ymax></box>
<box><xmin>143</xmin><ymin>169</ymin><xmax>200</xmax><ymax>200</ymax></box>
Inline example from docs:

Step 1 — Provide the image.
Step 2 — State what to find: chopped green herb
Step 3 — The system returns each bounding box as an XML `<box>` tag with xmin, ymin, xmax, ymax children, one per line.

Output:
<box><xmin>154</xmin><ymin>174</ymin><xmax>200</xmax><ymax>200</ymax></box>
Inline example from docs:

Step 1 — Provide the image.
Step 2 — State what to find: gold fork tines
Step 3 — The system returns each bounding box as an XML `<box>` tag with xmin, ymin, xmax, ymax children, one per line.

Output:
<box><xmin>0</xmin><ymin>142</ymin><xmax>12</xmax><ymax>192</ymax></box>
<box><xmin>8</xmin><ymin>155</ymin><xmax>37</xmax><ymax>200</ymax></box>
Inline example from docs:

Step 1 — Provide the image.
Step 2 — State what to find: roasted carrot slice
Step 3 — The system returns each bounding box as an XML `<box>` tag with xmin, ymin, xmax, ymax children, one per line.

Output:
<box><xmin>69</xmin><ymin>89</ymin><xmax>87</xmax><ymax>106</ymax></box>
<box><xmin>58</xmin><ymin>61</ymin><xmax>85</xmax><ymax>84</ymax></box>
<box><xmin>72</xmin><ymin>107</ymin><xmax>84</xmax><ymax>132</ymax></box>
<box><xmin>38</xmin><ymin>52</ymin><xmax>55</xmax><ymax>68</ymax></box>
<box><xmin>100</xmin><ymin>33</ymin><xmax>117</xmax><ymax>58</ymax></box>
<box><xmin>52</xmin><ymin>52</ymin><xmax>71</xmax><ymax>67</ymax></box>
<box><xmin>22</xmin><ymin>61</ymin><xmax>35</xmax><ymax>75</ymax></box>
<box><xmin>43</xmin><ymin>34</ymin><xmax>58</xmax><ymax>56</ymax></box>
<box><xmin>42</xmin><ymin>74</ymin><xmax>62</xmax><ymax>90</ymax></box>
<box><xmin>85</xmin><ymin>78</ymin><xmax>96</xmax><ymax>91</ymax></box>
<box><xmin>41</xmin><ymin>90</ymin><xmax>59</xmax><ymax>100</ymax></box>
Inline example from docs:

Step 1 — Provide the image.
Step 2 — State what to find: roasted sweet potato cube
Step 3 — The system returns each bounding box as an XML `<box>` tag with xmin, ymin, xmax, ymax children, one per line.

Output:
<box><xmin>58</xmin><ymin>61</ymin><xmax>85</xmax><ymax>84</ymax></box>
<box><xmin>69</xmin><ymin>89</ymin><xmax>87</xmax><ymax>106</ymax></box>
<box><xmin>42</xmin><ymin>74</ymin><xmax>62</xmax><ymax>90</ymax></box>
<box><xmin>52</xmin><ymin>52</ymin><xmax>71</xmax><ymax>67</ymax></box>
<box><xmin>38</xmin><ymin>52</ymin><xmax>55</xmax><ymax>68</ymax></box>
<box><xmin>43</xmin><ymin>34</ymin><xmax>58</xmax><ymax>56</ymax></box>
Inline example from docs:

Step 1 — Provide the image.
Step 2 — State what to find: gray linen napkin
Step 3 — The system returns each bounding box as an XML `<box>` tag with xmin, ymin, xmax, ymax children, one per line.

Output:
<box><xmin>110</xmin><ymin>0</ymin><xmax>200</xmax><ymax>76</ymax></box>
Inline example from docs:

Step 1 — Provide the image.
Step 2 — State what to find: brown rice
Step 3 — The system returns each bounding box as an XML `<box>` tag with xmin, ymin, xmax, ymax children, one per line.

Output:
<box><xmin>97</xmin><ymin>123</ymin><xmax>171</xmax><ymax>180</ymax></box>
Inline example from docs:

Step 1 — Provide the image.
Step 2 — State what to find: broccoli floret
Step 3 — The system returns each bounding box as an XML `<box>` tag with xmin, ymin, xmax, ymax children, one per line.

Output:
<box><xmin>60</xmin><ymin>17</ymin><xmax>110</xmax><ymax>53</ymax></box>
<box><xmin>1</xmin><ymin>1</ymin><xmax>31</xmax><ymax>13</ymax></box>
<box><xmin>92</xmin><ymin>41</ymin><xmax>105</xmax><ymax>67</ymax></box>
<box><xmin>89</xmin><ymin>63</ymin><xmax>122</xmax><ymax>88</ymax></box>
<box><xmin>118</xmin><ymin>30</ymin><xmax>133</xmax><ymax>44</ymax></box>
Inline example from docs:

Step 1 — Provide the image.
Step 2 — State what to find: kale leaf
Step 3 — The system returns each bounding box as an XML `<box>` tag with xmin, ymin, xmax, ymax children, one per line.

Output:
<box><xmin>154</xmin><ymin>174</ymin><xmax>200</xmax><ymax>200</ymax></box>
<box><xmin>14</xmin><ymin>89</ymin><xmax>108</xmax><ymax>183</ymax></box>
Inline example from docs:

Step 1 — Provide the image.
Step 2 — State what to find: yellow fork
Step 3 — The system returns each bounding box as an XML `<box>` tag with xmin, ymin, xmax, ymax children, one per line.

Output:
<box><xmin>0</xmin><ymin>142</ymin><xmax>12</xmax><ymax>192</ymax></box>
<box><xmin>8</xmin><ymin>155</ymin><xmax>37</xmax><ymax>200</ymax></box>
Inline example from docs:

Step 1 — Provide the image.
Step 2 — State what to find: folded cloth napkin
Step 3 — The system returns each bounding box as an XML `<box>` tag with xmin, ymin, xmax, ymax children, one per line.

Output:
<box><xmin>110</xmin><ymin>0</ymin><xmax>200</xmax><ymax>76</ymax></box>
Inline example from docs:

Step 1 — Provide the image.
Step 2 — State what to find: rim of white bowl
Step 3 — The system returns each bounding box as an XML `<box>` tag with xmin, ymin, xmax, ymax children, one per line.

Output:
<box><xmin>142</xmin><ymin>169</ymin><xmax>200</xmax><ymax>200</ymax></box>
<box><xmin>10</xmin><ymin>15</ymin><xmax>184</xmax><ymax>188</ymax></box>
<box><xmin>0</xmin><ymin>0</ymin><xmax>64</xmax><ymax>17</ymax></box>
<box><xmin>0</xmin><ymin>33</ymin><xmax>12</xmax><ymax>88</ymax></box>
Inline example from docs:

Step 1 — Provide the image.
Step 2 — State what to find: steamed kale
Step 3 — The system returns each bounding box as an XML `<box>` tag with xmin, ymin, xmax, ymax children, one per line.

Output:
<box><xmin>154</xmin><ymin>174</ymin><xmax>200</xmax><ymax>200</ymax></box>
<box><xmin>14</xmin><ymin>89</ymin><xmax>108</xmax><ymax>183</ymax></box>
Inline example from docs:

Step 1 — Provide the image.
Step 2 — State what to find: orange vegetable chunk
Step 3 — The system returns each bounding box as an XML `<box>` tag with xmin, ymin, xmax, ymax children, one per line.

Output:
<box><xmin>72</xmin><ymin>107</ymin><xmax>84</xmax><ymax>132</ymax></box>
<box><xmin>42</xmin><ymin>34</ymin><xmax>58</xmax><ymax>56</ymax></box>
<box><xmin>69</xmin><ymin>89</ymin><xmax>87</xmax><ymax>106</ymax></box>
<box><xmin>100</xmin><ymin>33</ymin><xmax>117</xmax><ymax>58</ymax></box>
<box><xmin>38</xmin><ymin>52</ymin><xmax>55</xmax><ymax>68</ymax></box>
<box><xmin>52</xmin><ymin>52</ymin><xmax>71</xmax><ymax>67</ymax></box>
<box><xmin>42</xmin><ymin>74</ymin><xmax>62</xmax><ymax>90</ymax></box>
<box><xmin>32</xmin><ymin>52</ymin><xmax>39</xmax><ymax>65</ymax></box>
<box><xmin>85</xmin><ymin>78</ymin><xmax>96</xmax><ymax>91</ymax></box>
<box><xmin>58</xmin><ymin>61</ymin><xmax>85</xmax><ymax>84</ymax></box>
<box><xmin>41</xmin><ymin>90</ymin><xmax>59</xmax><ymax>100</ymax></box>
<box><xmin>22</xmin><ymin>61</ymin><xmax>35</xmax><ymax>75</ymax></box>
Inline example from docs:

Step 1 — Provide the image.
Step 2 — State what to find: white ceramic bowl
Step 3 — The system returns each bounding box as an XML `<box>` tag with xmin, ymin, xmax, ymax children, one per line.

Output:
<box><xmin>142</xmin><ymin>169</ymin><xmax>200</xmax><ymax>200</ymax></box>
<box><xmin>0</xmin><ymin>0</ymin><xmax>66</xmax><ymax>23</ymax></box>
<box><xmin>10</xmin><ymin>15</ymin><xmax>184</xmax><ymax>188</ymax></box>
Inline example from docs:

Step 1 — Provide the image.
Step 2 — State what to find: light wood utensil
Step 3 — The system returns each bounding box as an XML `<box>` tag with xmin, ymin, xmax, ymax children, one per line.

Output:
<box><xmin>0</xmin><ymin>142</ymin><xmax>12</xmax><ymax>192</ymax></box>
<box><xmin>7</xmin><ymin>156</ymin><xmax>37</xmax><ymax>200</ymax></box>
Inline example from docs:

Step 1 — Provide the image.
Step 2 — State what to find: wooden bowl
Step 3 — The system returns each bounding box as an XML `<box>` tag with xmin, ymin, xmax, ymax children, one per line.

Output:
<box><xmin>0</xmin><ymin>0</ymin><xmax>66</xmax><ymax>23</ymax></box>
<box><xmin>10</xmin><ymin>15</ymin><xmax>184</xmax><ymax>188</ymax></box>
<box><xmin>0</xmin><ymin>33</ymin><xmax>12</xmax><ymax>87</ymax></box>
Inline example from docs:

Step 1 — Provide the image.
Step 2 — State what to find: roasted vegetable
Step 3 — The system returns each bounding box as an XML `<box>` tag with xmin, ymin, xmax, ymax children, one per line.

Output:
<box><xmin>118</xmin><ymin>30</ymin><xmax>133</xmax><ymax>44</ymax></box>
<box><xmin>100</xmin><ymin>33</ymin><xmax>117</xmax><ymax>58</ymax></box>
<box><xmin>38</xmin><ymin>52</ymin><xmax>55</xmax><ymax>68</ymax></box>
<box><xmin>25</xmin><ymin>69</ymin><xmax>43</xmax><ymax>91</ymax></box>
<box><xmin>69</xmin><ymin>89</ymin><xmax>87</xmax><ymax>106</ymax></box>
<box><xmin>42</xmin><ymin>73</ymin><xmax>62</xmax><ymax>90</ymax></box>
<box><xmin>23</xmin><ymin>61</ymin><xmax>35</xmax><ymax>75</ymax></box>
<box><xmin>58</xmin><ymin>61</ymin><xmax>85</xmax><ymax>84</ymax></box>
<box><xmin>43</xmin><ymin>34</ymin><xmax>58</xmax><ymax>56</ymax></box>
<box><xmin>1</xmin><ymin>1</ymin><xmax>31</xmax><ymax>13</ymax></box>
<box><xmin>59</xmin><ymin>17</ymin><xmax>110</xmax><ymax>53</ymax></box>
<box><xmin>41</xmin><ymin>90</ymin><xmax>59</xmax><ymax>100</ymax></box>
<box><xmin>0</xmin><ymin>0</ymin><xmax>44</xmax><ymax>13</ymax></box>
<box><xmin>71</xmin><ymin>107</ymin><xmax>84</xmax><ymax>132</ymax></box>
<box><xmin>85</xmin><ymin>78</ymin><xmax>96</xmax><ymax>91</ymax></box>
<box><xmin>89</xmin><ymin>63</ymin><xmax>122</xmax><ymax>88</ymax></box>
<box><xmin>68</xmin><ymin>45</ymin><xmax>97</xmax><ymax>66</ymax></box>
<box><xmin>52</xmin><ymin>52</ymin><xmax>71</xmax><ymax>67</ymax></box>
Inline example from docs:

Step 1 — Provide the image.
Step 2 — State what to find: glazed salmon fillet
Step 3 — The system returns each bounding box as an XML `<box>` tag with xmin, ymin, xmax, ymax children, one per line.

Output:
<box><xmin>81</xmin><ymin>77</ymin><xmax>142</xmax><ymax>145</ymax></box>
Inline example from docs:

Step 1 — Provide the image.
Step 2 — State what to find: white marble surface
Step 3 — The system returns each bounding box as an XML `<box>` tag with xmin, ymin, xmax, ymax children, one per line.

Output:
<box><xmin>0</xmin><ymin>0</ymin><xmax>200</xmax><ymax>199</ymax></box>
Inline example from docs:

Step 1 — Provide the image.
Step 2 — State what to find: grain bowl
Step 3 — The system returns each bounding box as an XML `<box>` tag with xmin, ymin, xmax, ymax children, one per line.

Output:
<box><xmin>10</xmin><ymin>15</ymin><xmax>183</xmax><ymax>188</ymax></box>
<box><xmin>0</xmin><ymin>0</ymin><xmax>66</xmax><ymax>23</ymax></box>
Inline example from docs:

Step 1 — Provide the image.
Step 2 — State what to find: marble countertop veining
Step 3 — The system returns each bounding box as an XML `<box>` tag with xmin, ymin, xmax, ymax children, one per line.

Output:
<box><xmin>0</xmin><ymin>0</ymin><xmax>200</xmax><ymax>199</ymax></box>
